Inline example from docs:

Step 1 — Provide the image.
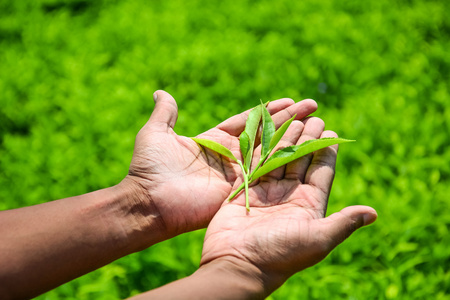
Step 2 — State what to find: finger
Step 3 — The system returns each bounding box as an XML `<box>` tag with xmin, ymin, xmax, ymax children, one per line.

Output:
<box><xmin>259</xmin><ymin>121</ymin><xmax>305</xmax><ymax>180</ymax></box>
<box><xmin>271</xmin><ymin>99</ymin><xmax>318</xmax><ymax>128</ymax></box>
<box><xmin>304</xmin><ymin>130</ymin><xmax>338</xmax><ymax>213</ymax></box>
<box><xmin>318</xmin><ymin>206</ymin><xmax>377</xmax><ymax>252</ymax></box>
<box><xmin>147</xmin><ymin>90</ymin><xmax>178</xmax><ymax>130</ymax></box>
<box><xmin>284</xmin><ymin>117</ymin><xmax>325</xmax><ymax>181</ymax></box>
<box><xmin>216</xmin><ymin>98</ymin><xmax>295</xmax><ymax>136</ymax></box>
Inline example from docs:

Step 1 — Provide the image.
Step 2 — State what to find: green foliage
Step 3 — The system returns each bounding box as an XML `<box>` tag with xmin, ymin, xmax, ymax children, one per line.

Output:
<box><xmin>1</xmin><ymin>0</ymin><xmax>449</xmax><ymax>299</ymax></box>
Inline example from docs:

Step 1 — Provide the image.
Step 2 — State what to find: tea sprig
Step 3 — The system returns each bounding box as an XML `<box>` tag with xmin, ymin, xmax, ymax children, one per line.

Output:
<box><xmin>192</xmin><ymin>102</ymin><xmax>354</xmax><ymax>211</ymax></box>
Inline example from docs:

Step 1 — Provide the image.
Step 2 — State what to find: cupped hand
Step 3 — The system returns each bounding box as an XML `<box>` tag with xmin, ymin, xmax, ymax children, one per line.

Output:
<box><xmin>200</xmin><ymin>117</ymin><xmax>377</xmax><ymax>294</ymax></box>
<box><xmin>123</xmin><ymin>90</ymin><xmax>318</xmax><ymax>240</ymax></box>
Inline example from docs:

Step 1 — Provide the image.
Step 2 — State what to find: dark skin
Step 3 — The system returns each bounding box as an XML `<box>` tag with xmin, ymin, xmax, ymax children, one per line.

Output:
<box><xmin>126</xmin><ymin>90</ymin><xmax>321</xmax><ymax>241</ymax></box>
<box><xmin>2</xmin><ymin>90</ymin><xmax>339</xmax><ymax>299</ymax></box>
<box><xmin>131</xmin><ymin>98</ymin><xmax>377</xmax><ymax>300</ymax></box>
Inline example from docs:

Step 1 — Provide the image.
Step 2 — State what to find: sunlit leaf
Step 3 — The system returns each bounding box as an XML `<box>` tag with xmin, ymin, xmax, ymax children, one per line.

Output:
<box><xmin>242</xmin><ymin>104</ymin><xmax>263</xmax><ymax>170</ymax></box>
<box><xmin>269</xmin><ymin>114</ymin><xmax>296</xmax><ymax>151</ymax></box>
<box><xmin>261</xmin><ymin>102</ymin><xmax>275</xmax><ymax>159</ymax></box>
<box><xmin>191</xmin><ymin>138</ymin><xmax>238</xmax><ymax>162</ymax></box>
<box><xmin>252</xmin><ymin>138</ymin><xmax>354</xmax><ymax>179</ymax></box>
<box><xmin>239</xmin><ymin>131</ymin><xmax>250</xmax><ymax>167</ymax></box>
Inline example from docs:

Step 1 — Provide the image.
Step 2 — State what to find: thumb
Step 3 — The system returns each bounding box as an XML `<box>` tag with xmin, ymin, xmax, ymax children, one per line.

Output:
<box><xmin>320</xmin><ymin>205</ymin><xmax>377</xmax><ymax>249</ymax></box>
<box><xmin>148</xmin><ymin>90</ymin><xmax>178</xmax><ymax>129</ymax></box>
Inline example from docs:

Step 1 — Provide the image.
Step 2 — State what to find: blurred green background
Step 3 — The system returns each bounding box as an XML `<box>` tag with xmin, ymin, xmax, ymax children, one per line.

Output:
<box><xmin>1</xmin><ymin>0</ymin><xmax>449</xmax><ymax>299</ymax></box>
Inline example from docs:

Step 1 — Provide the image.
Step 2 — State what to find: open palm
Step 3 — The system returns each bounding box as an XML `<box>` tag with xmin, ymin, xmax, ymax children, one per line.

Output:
<box><xmin>200</xmin><ymin>118</ymin><xmax>377</xmax><ymax>293</ymax></box>
<box><xmin>125</xmin><ymin>90</ymin><xmax>318</xmax><ymax>239</ymax></box>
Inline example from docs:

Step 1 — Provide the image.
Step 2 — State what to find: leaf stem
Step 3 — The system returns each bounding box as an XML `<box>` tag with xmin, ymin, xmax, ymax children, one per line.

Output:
<box><xmin>236</xmin><ymin>160</ymin><xmax>250</xmax><ymax>210</ymax></box>
<box><xmin>227</xmin><ymin>182</ymin><xmax>245</xmax><ymax>201</ymax></box>
<box><xmin>244</xmin><ymin>175</ymin><xmax>249</xmax><ymax>211</ymax></box>
<box><xmin>228</xmin><ymin>156</ymin><xmax>266</xmax><ymax>202</ymax></box>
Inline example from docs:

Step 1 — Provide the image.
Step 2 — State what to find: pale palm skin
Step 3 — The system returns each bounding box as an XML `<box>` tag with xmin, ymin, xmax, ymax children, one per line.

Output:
<box><xmin>124</xmin><ymin>90</ymin><xmax>320</xmax><ymax>242</ymax></box>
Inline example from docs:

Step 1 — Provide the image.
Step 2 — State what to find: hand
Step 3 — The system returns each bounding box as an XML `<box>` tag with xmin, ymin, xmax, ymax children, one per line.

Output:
<box><xmin>122</xmin><ymin>90</ymin><xmax>319</xmax><ymax>243</ymax></box>
<box><xmin>200</xmin><ymin>117</ymin><xmax>378</xmax><ymax>296</ymax></box>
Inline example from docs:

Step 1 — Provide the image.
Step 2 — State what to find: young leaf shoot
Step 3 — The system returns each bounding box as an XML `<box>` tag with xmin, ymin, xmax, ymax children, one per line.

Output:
<box><xmin>191</xmin><ymin>101</ymin><xmax>354</xmax><ymax>211</ymax></box>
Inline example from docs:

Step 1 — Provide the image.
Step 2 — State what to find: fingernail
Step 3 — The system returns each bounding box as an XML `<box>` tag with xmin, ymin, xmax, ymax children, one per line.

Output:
<box><xmin>363</xmin><ymin>213</ymin><xmax>377</xmax><ymax>226</ymax></box>
<box><xmin>153</xmin><ymin>92</ymin><xmax>158</xmax><ymax>102</ymax></box>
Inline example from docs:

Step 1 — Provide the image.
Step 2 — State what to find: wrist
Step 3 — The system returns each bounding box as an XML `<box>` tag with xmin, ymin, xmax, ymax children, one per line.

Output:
<box><xmin>104</xmin><ymin>177</ymin><xmax>168</xmax><ymax>253</ymax></box>
<box><xmin>132</xmin><ymin>256</ymin><xmax>270</xmax><ymax>300</ymax></box>
<box><xmin>197</xmin><ymin>257</ymin><xmax>268</xmax><ymax>299</ymax></box>
<box><xmin>199</xmin><ymin>255</ymin><xmax>290</xmax><ymax>298</ymax></box>
<box><xmin>0</xmin><ymin>183</ymin><xmax>166</xmax><ymax>298</ymax></box>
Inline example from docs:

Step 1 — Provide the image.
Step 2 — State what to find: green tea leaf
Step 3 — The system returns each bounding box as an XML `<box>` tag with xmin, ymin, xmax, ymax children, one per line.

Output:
<box><xmin>242</xmin><ymin>104</ymin><xmax>263</xmax><ymax>170</ymax></box>
<box><xmin>252</xmin><ymin>138</ymin><xmax>354</xmax><ymax>179</ymax></box>
<box><xmin>192</xmin><ymin>138</ymin><xmax>238</xmax><ymax>162</ymax></box>
<box><xmin>239</xmin><ymin>131</ymin><xmax>250</xmax><ymax>167</ymax></box>
<box><xmin>261</xmin><ymin>102</ymin><xmax>275</xmax><ymax>159</ymax></box>
<box><xmin>269</xmin><ymin>114</ymin><xmax>296</xmax><ymax>151</ymax></box>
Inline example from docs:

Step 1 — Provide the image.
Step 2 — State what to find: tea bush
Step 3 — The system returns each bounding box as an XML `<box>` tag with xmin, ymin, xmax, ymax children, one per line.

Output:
<box><xmin>1</xmin><ymin>0</ymin><xmax>449</xmax><ymax>299</ymax></box>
